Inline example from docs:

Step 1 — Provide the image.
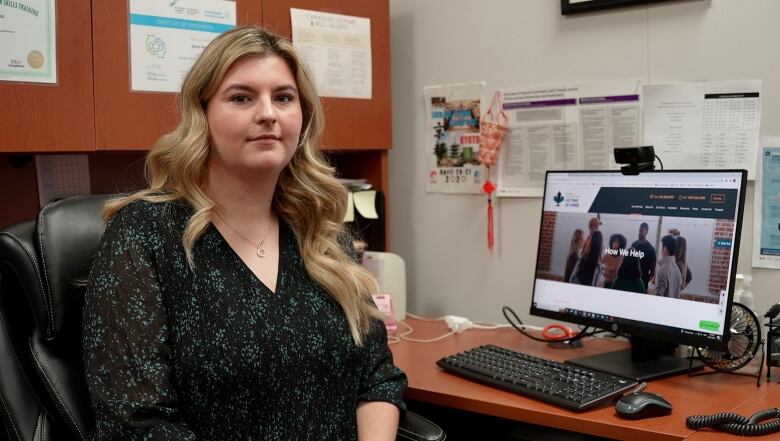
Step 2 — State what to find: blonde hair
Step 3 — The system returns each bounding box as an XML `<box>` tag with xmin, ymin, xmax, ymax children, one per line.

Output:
<box><xmin>104</xmin><ymin>26</ymin><xmax>381</xmax><ymax>345</ymax></box>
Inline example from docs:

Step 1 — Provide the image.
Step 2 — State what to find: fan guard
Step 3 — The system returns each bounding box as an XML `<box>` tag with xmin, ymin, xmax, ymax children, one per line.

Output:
<box><xmin>696</xmin><ymin>302</ymin><xmax>761</xmax><ymax>372</ymax></box>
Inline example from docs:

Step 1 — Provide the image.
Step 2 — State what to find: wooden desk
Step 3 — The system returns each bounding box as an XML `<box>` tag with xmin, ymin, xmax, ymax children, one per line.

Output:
<box><xmin>390</xmin><ymin>317</ymin><xmax>778</xmax><ymax>441</ymax></box>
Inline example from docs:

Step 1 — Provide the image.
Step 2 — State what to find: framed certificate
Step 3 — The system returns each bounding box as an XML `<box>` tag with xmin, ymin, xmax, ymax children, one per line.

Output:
<box><xmin>561</xmin><ymin>0</ymin><xmax>681</xmax><ymax>15</ymax></box>
<box><xmin>0</xmin><ymin>0</ymin><xmax>57</xmax><ymax>83</ymax></box>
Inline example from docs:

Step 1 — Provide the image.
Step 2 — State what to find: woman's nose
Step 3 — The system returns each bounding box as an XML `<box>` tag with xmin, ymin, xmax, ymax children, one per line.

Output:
<box><xmin>255</xmin><ymin>96</ymin><xmax>277</xmax><ymax>123</ymax></box>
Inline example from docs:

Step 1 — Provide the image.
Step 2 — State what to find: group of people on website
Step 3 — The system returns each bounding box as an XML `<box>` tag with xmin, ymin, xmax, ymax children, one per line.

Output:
<box><xmin>562</xmin><ymin>217</ymin><xmax>693</xmax><ymax>297</ymax></box>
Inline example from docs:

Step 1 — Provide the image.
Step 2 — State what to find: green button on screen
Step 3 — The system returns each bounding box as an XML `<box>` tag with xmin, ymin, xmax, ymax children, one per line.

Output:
<box><xmin>699</xmin><ymin>320</ymin><xmax>720</xmax><ymax>331</ymax></box>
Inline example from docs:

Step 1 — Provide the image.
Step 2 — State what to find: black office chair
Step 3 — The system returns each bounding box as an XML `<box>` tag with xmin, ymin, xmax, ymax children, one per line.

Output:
<box><xmin>0</xmin><ymin>195</ymin><xmax>444</xmax><ymax>441</ymax></box>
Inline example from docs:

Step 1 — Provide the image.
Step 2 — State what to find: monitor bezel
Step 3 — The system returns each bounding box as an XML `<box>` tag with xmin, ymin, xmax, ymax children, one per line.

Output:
<box><xmin>529</xmin><ymin>169</ymin><xmax>747</xmax><ymax>352</ymax></box>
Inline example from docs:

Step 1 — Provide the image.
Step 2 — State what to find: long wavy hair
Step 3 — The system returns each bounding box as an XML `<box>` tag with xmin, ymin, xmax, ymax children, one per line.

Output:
<box><xmin>104</xmin><ymin>26</ymin><xmax>381</xmax><ymax>346</ymax></box>
<box><xmin>576</xmin><ymin>231</ymin><xmax>603</xmax><ymax>286</ymax></box>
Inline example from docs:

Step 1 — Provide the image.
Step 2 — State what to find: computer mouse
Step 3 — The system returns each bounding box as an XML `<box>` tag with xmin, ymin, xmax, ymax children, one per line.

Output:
<box><xmin>615</xmin><ymin>392</ymin><xmax>673</xmax><ymax>419</ymax></box>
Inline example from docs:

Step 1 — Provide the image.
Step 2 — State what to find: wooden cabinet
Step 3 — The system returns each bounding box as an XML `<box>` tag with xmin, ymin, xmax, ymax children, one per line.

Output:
<box><xmin>262</xmin><ymin>0</ymin><xmax>392</xmax><ymax>151</ymax></box>
<box><xmin>263</xmin><ymin>0</ymin><xmax>393</xmax><ymax>247</ymax></box>
<box><xmin>0</xmin><ymin>1</ymin><xmax>392</xmax><ymax>249</ymax></box>
<box><xmin>0</xmin><ymin>0</ymin><xmax>94</xmax><ymax>152</ymax></box>
<box><xmin>92</xmin><ymin>1</ymin><xmax>262</xmax><ymax>150</ymax></box>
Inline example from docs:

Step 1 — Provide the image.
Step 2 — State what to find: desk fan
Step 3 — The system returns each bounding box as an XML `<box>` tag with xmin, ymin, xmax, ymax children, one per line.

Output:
<box><xmin>696</xmin><ymin>302</ymin><xmax>762</xmax><ymax>372</ymax></box>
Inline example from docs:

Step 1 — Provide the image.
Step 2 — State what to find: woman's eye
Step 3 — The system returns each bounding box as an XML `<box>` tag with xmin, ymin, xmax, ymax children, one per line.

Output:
<box><xmin>231</xmin><ymin>94</ymin><xmax>250</xmax><ymax>104</ymax></box>
<box><xmin>276</xmin><ymin>94</ymin><xmax>294</xmax><ymax>103</ymax></box>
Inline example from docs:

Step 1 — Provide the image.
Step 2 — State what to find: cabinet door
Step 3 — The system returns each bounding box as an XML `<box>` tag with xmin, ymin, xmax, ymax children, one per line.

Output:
<box><xmin>262</xmin><ymin>0</ymin><xmax>391</xmax><ymax>150</ymax></box>
<box><xmin>92</xmin><ymin>1</ymin><xmax>262</xmax><ymax>150</ymax></box>
<box><xmin>0</xmin><ymin>0</ymin><xmax>94</xmax><ymax>152</ymax></box>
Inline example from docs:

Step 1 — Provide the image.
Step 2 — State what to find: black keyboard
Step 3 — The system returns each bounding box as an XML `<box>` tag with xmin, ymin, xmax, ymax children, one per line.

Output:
<box><xmin>437</xmin><ymin>345</ymin><xmax>638</xmax><ymax>411</ymax></box>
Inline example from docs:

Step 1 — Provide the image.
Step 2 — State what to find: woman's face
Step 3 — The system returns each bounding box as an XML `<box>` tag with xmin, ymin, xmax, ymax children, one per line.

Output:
<box><xmin>612</xmin><ymin>239</ymin><xmax>620</xmax><ymax>250</ymax></box>
<box><xmin>206</xmin><ymin>54</ymin><xmax>303</xmax><ymax>180</ymax></box>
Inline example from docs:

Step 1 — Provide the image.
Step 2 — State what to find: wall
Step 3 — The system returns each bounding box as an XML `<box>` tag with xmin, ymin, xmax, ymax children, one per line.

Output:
<box><xmin>389</xmin><ymin>0</ymin><xmax>780</xmax><ymax>325</ymax></box>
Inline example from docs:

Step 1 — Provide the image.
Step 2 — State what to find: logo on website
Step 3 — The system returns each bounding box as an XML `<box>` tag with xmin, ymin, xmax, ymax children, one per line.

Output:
<box><xmin>553</xmin><ymin>191</ymin><xmax>564</xmax><ymax>206</ymax></box>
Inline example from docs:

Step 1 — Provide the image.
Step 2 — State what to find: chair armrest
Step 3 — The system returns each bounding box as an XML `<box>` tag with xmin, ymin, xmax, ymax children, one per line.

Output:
<box><xmin>397</xmin><ymin>410</ymin><xmax>446</xmax><ymax>441</ymax></box>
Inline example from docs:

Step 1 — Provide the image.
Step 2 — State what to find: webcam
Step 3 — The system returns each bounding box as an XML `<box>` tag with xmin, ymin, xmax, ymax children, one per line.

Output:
<box><xmin>614</xmin><ymin>146</ymin><xmax>656</xmax><ymax>175</ymax></box>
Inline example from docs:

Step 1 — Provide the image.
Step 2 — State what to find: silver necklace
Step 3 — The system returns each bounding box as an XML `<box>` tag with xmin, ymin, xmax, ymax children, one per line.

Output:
<box><xmin>214</xmin><ymin>210</ymin><xmax>272</xmax><ymax>258</ymax></box>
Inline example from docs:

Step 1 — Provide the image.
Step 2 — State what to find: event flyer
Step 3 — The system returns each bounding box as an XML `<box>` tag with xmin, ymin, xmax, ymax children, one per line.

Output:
<box><xmin>423</xmin><ymin>82</ymin><xmax>485</xmax><ymax>194</ymax></box>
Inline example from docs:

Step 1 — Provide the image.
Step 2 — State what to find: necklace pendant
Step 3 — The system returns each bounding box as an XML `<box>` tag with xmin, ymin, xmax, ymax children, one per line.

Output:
<box><xmin>256</xmin><ymin>243</ymin><xmax>266</xmax><ymax>258</ymax></box>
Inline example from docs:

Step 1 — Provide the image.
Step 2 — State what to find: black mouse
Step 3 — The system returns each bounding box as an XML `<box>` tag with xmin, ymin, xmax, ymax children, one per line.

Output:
<box><xmin>615</xmin><ymin>392</ymin><xmax>673</xmax><ymax>419</ymax></box>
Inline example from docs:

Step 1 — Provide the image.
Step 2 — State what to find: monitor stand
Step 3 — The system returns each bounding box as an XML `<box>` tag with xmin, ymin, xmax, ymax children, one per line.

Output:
<box><xmin>565</xmin><ymin>336</ymin><xmax>704</xmax><ymax>382</ymax></box>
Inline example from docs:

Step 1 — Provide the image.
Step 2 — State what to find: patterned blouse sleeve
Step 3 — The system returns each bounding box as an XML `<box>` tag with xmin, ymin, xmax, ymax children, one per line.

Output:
<box><xmin>337</xmin><ymin>227</ymin><xmax>408</xmax><ymax>408</ymax></box>
<box><xmin>357</xmin><ymin>318</ymin><xmax>408</xmax><ymax>410</ymax></box>
<box><xmin>82</xmin><ymin>205</ymin><xmax>197</xmax><ymax>440</ymax></box>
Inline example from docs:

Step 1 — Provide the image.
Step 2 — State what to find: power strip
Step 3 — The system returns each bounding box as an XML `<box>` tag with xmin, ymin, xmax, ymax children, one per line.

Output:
<box><xmin>444</xmin><ymin>315</ymin><xmax>474</xmax><ymax>333</ymax></box>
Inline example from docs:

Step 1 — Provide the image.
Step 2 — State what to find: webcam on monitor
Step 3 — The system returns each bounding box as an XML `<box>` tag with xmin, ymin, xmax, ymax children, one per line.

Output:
<box><xmin>614</xmin><ymin>146</ymin><xmax>656</xmax><ymax>175</ymax></box>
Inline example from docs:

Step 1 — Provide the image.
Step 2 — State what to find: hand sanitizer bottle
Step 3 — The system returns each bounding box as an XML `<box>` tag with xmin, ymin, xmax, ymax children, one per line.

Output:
<box><xmin>734</xmin><ymin>273</ymin><xmax>755</xmax><ymax>311</ymax></box>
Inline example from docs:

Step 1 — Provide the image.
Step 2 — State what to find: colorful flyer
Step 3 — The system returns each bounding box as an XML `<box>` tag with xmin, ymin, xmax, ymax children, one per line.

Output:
<box><xmin>0</xmin><ymin>0</ymin><xmax>57</xmax><ymax>84</ymax></box>
<box><xmin>753</xmin><ymin>142</ymin><xmax>780</xmax><ymax>268</ymax></box>
<box><xmin>424</xmin><ymin>82</ymin><xmax>485</xmax><ymax>194</ymax></box>
<box><xmin>129</xmin><ymin>0</ymin><xmax>236</xmax><ymax>93</ymax></box>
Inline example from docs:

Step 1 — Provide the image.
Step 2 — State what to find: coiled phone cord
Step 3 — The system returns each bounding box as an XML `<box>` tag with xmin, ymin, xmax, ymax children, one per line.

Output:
<box><xmin>686</xmin><ymin>408</ymin><xmax>780</xmax><ymax>436</ymax></box>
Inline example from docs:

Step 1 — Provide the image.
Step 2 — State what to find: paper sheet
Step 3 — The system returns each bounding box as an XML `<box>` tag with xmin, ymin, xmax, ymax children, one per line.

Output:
<box><xmin>291</xmin><ymin>8</ymin><xmax>372</xmax><ymax>99</ymax></box>
<box><xmin>643</xmin><ymin>80</ymin><xmax>761</xmax><ymax>178</ymax></box>
<box><xmin>129</xmin><ymin>0</ymin><xmax>236</xmax><ymax>93</ymax></box>
<box><xmin>35</xmin><ymin>154</ymin><xmax>91</xmax><ymax>207</ymax></box>
<box><xmin>0</xmin><ymin>0</ymin><xmax>57</xmax><ymax>83</ymax></box>
<box><xmin>753</xmin><ymin>140</ymin><xmax>780</xmax><ymax>268</ymax></box>
<box><xmin>353</xmin><ymin>190</ymin><xmax>378</xmax><ymax>219</ymax></box>
<box><xmin>343</xmin><ymin>191</ymin><xmax>355</xmax><ymax>222</ymax></box>
<box><xmin>497</xmin><ymin>80</ymin><xmax>642</xmax><ymax>197</ymax></box>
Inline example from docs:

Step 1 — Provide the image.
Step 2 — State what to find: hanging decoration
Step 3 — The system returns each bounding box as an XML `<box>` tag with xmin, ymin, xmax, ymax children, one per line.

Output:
<box><xmin>479</xmin><ymin>91</ymin><xmax>509</xmax><ymax>251</ymax></box>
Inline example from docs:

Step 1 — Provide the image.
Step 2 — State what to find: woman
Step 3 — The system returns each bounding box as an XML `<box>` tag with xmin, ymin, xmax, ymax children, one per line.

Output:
<box><xmin>563</xmin><ymin>229</ymin><xmax>584</xmax><ymax>284</ymax></box>
<box><xmin>675</xmin><ymin>235</ymin><xmax>693</xmax><ymax>290</ymax></box>
<box><xmin>580</xmin><ymin>216</ymin><xmax>601</xmax><ymax>259</ymax></box>
<box><xmin>570</xmin><ymin>230</ymin><xmax>604</xmax><ymax>286</ymax></box>
<box><xmin>610</xmin><ymin>249</ymin><xmax>646</xmax><ymax>294</ymax></box>
<box><xmin>82</xmin><ymin>26</ymin><xmax>406</xmax><ymax>440</ymax></box>
<box><xmin>602</xmin><ymin>233</ymin><xmax>626</xmax><ymax>288</ymax></box>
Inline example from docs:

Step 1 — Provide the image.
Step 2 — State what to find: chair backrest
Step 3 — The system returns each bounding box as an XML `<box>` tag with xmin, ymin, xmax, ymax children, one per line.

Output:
<box><xmin>0</xmin><ymin>195</ymin><xmax>111</xmax><ymax>441</ymax></box>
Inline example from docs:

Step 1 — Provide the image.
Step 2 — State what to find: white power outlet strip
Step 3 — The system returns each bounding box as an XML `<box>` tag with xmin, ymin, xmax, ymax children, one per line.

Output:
<box><xmin>444</xmin><ymin>315</ymin><xmax>474</xmax><ymax>333</ymax></box>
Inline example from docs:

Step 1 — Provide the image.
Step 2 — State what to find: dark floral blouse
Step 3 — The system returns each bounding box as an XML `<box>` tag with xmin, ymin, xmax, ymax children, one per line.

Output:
<box><xmin>82</xmin><ymin>199</ymin><xmax>406</xmax><ymax>440</ymax></box>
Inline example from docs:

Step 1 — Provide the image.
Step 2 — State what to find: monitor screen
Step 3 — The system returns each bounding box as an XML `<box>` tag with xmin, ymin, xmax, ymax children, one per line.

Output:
<box><xmin>530</xmin><ymin>170</ymin><xmax>746</xmax><ymax>380</ymax></box>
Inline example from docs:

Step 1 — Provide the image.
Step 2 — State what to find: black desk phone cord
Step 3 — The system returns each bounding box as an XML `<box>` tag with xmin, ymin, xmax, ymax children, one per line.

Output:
<box><xmin>686</xmin><ymin>408</ymin><xmax>780</xmax><ymax>436</ymax></box>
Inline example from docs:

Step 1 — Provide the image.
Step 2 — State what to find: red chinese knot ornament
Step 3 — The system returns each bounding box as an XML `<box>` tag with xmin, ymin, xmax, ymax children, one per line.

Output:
<box><xmin>479</xmin><ymin>91</ymin><xmax>508</xmax><ymax>251</ymax></box>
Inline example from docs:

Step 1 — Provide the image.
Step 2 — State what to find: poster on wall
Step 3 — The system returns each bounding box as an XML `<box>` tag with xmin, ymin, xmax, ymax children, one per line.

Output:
<box><xmin>0</xmin><ymin>0</ymin><xmax>56</xmax><ymax>84</ymax></box>
<box><xmin>753</xmin><ymin>141</ymin><xmax>780</xmax><ymax>269</ymax></box>
<box><xmin>643</xmin><ymin>80</ymin><xmax>761</xmax><ymax>179</ymax></box>
<box><xmin>291</xmin><ymin>8</ymin><xmax>372</xmax><ymax>99</ymax></box>
<box><xmin>424</xmin><ymin>82</ymin><xmax>485</xmax><ymax>194</ymax></box>
<box><xmin>497</xmin><ymin>80</ymin><xmax>642</xmax><ymax>197</ymax></box>
<box><xmin>128</xmin><ymin>0</ymin><xmax>236</xmax><ymax>93</ymax></box>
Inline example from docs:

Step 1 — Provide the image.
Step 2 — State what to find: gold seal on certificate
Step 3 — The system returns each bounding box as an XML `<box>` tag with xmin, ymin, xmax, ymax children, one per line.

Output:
<box><xmin>27</xmin><ymin>50</ymin><xmax>45</xmax><ymax>69</ymax></box>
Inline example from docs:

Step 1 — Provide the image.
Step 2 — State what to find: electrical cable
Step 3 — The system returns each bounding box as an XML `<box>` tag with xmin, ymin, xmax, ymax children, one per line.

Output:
<box><xmin>396</xmin><ymin>319</ymin><xmax>455</xmax><ymax>343</ymax></box>
<box><xmin>503</xmin><ymin>305</ymin><xmax>590</xmax><ymax>343</ymax></box>
<box><xmin>655</xmin><ymin>154</ymin><xmax>664</xmax><ymax>170</ymax></box>
<box><xmin>686</xmin><ymin>409</ymin><xmax>780</xmax><ymax>436</ymax></box>
<box><xmin>388</xmin><ymin>313</ymin><xmax>520</xmax><ymax>344</ymax></box>
<box><xmin>502</xmin><ymin>306</ymin><xmax>626</xmax><ymax>343</ymax></box>
<box><xmin>405</xmin><ymin>312</ymin><xmax>446</xmax><ymax>321</ymax></box>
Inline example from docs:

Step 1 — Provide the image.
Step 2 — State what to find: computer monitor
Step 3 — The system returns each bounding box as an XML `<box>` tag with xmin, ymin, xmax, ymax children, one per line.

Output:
<box><xmin>531</xmin><ymin>170</ymin><xmax>747</xmax><ymax>381</ymax></box>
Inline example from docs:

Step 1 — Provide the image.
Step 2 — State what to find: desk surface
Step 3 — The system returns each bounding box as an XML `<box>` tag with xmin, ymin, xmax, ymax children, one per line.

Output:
<box><xmin>390</xmin><ymin>317</ymin><xmax>779</xmax><ymax>441</ymax></box>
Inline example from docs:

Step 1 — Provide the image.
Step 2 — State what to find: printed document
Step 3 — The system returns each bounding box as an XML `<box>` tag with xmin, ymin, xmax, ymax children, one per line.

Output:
<box><xmin>643</xmin><ymin>80</ymin><xmax>761</xmax><ymax>178</ymax></box>
<box><xmin>498</xmin><ymin>80</ymin><xmax>641</xmax><ymax>197</ymax></box>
